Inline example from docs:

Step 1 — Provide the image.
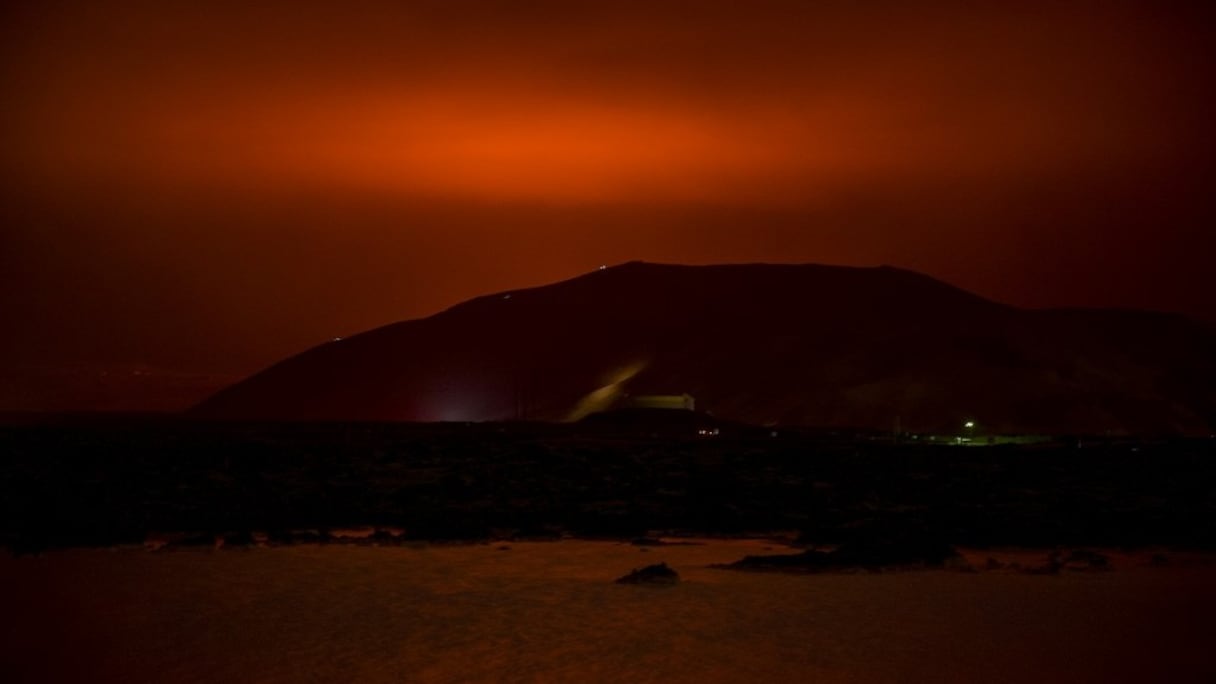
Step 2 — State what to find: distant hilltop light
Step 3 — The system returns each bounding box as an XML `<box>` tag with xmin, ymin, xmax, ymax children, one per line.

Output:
<box><xmin>599</xmin><ymin>265</ymin><xmax>607</xmax><ymax>270</ymax></box>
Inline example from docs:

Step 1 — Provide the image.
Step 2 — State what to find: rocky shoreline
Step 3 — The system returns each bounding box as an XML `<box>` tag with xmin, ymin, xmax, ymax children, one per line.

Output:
<box><xmin>4</xmin><ymin>420</ymin><xmax>1214</xmax><ymax>555</ymax></box>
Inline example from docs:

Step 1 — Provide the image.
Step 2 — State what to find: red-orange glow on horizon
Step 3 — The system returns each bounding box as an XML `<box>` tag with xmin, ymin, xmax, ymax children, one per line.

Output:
<box><xmin>270</xmin><ymin>97</ymin><xmax>819</xmax><ymax>203</ymax></box>
<box><xmin>17</xmin><ymin>88</ymin><xmax>883</xmax><ymax>205</ymax></box>
<box><xmin>18</xmin><ymin>83</ymin><xmax>1165</xmax><ymax>207</ymax></box>
<box><xmin>10</xmin><ymin>1</ymin><xmax>1205</xmax><ymax>208</ymax></box>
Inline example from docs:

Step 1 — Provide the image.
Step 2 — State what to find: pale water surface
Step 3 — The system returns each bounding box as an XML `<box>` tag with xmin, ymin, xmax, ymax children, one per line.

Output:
<box><xmin>2</xmin><ymin>540</ymin><xmax>1214</xmax><ymax>683</ymax></box>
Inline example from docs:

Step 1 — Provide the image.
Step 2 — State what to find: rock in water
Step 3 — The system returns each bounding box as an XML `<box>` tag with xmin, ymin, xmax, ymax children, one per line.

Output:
<box><xmin>615</xmin><ymin>562</ymin><xmax>680</xmax><ymax>585</ymax></box>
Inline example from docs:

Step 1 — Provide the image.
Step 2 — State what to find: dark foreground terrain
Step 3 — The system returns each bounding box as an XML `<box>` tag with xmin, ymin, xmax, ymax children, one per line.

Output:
<box><xmin>2</xmin><ymin>416</ymin><xmax>1214</xmax><ymax>553</ymax></box>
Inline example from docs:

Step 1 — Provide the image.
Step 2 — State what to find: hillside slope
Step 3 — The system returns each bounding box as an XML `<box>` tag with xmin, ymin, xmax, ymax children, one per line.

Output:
<box><xmin>193</xmin><ymin>262</ymin><xmax>1216</xmax><ymax>434</ymax></box>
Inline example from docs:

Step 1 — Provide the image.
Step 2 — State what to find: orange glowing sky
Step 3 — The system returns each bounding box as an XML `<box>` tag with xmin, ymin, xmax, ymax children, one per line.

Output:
<box><xmin>1</xmin><ymin>0</ymin><xmax>1214</xmax><ymax>409</ymax></box>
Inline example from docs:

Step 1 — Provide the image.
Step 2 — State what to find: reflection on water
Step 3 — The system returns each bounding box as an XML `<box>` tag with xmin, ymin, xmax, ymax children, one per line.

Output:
<box><xmin>2</xmin><ymin>540</ymin><xmax>1214</xmax><ymax>683</ymax></box>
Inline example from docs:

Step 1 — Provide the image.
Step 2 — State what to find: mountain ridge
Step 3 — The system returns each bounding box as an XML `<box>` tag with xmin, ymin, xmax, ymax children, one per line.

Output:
<box><xmin>193</xmin><ymin>261</ymin><xmax>1216</xmax><ymax>434</ymax></box>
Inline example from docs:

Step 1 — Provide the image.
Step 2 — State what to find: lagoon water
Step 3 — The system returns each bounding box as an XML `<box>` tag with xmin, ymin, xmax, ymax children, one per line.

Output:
<box><xmin>3</xmin><ymin>540</ymin><xmax>1214</xmax><ymax>683</ymax></box>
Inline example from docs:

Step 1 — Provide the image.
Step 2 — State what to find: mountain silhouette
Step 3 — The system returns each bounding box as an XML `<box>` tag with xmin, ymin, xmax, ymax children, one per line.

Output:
<box><xmin>193</xmin><ymin>262</ymin><xmax>1216</xmax><ymax>434</ymax></box>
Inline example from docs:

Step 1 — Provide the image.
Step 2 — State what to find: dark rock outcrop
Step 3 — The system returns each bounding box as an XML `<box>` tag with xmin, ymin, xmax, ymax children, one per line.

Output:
<box><xmin>721</xmin><ymin>536</ymin><xmax>962</xmax><ymax>573</ymax></box>
<box><xmin>1061</xmin><ymin>549</ymin><xmax>1112</xmax><ymax>571</ymax></box>
<box><xmin>1023</xmin><ymin>548</ymin><xmax>1113</xmax><ymax>574</ymax></box>
<box><xmin>163</xmin><ymin>533</ymin><xmax>217</xmax><ymax>550</ymax></box>
<box><xmin>615</xmin><ymin>562</ymin><xmax>681</xmax><ymax>585</ymax></box>
<box><xmin>221</xmin><ymin>530</ymin><xmax>256</xmax><ymax>548</ymax></box>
